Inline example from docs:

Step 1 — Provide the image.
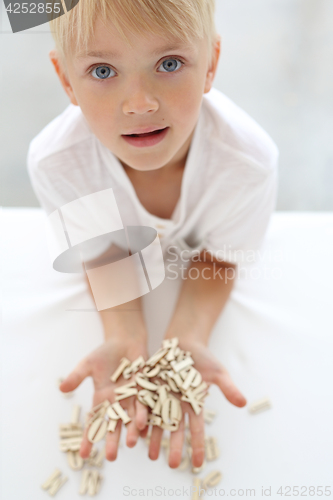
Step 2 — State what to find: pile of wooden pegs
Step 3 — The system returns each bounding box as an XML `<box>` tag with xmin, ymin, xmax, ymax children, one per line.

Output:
<box><xmin>43</xmin><ymin>337</ymin><xmax>274</xmax><ymax>496</ymax></box>
<box><xmin>86</xmin><ymin>337</ymin><xmax>209</xmax><ymax>442</ymax></box>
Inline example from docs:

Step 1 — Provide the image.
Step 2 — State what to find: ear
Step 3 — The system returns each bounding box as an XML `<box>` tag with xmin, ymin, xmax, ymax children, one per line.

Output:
<box><xmin>49</xmin><ymin>49</ymin><xmax>79</xmax><ymax>106</ymax></box>
<box><xmin>204</xmin><ymin>35</ymin><xmax>221</xmax><ymax>94</ymax></box>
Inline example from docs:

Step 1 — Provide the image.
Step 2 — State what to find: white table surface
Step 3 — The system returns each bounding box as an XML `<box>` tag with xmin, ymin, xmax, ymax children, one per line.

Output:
<box><xmin>1</xmin><ymin>208</ymin><xmax>333</xmax><ymax>499</ymax></box>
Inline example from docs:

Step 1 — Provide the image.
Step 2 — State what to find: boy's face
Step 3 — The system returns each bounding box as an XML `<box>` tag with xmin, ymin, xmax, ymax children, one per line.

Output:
<box><xmin>51</xmin><ymin>17</ymin><xmax>220</xmax><ymax>172</ymax></box>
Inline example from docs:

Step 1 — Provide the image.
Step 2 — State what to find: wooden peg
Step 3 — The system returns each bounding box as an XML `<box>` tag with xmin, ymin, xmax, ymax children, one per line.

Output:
<box><xmin>107</xmin><ymin>419</ymin><xmax>118</xmax><ymax>433</ymax></box>
<box><xmin>205</xmin><ymin>436</ymin><xmax>220</xmax><ymax>461</ymax></box>
<box><xmin>135</xmin><ymin>373</ymin><xmax>158</xmax><ymax>391</ymax></box>
<box><xmin>114</xmin><ymin>381</ymin><xmax>138</xmax><ymax>401</ymax></box>
<box><xmin>181</xmin><ymin>368</ymin><xmax>198</xmax><ymax>391</ymax></box>
<box><xmin>162</xmin><ymin>338</ymin><xmax>179</xmax><ymax>350</ymax></box>
<box><xmin>93</xmin><ymin>448</ymin><xmax>105</xmax><ymax>468</ymax></box>
<box><xmin>159</xmin><ymin>370</ymin><xmax>168</xmax><ymax>380</ymax></box>
<box><xmin>170</xmin><ymin>397</ymin><xmax>182</xmax><ymax>421</ymax></box>
<box><xmin>41</xmin><ymin>469</ymin><xmax>61</xmax><ymax>490</ymax></box>
<box><xmin>190</xmin><ymin>381</ymin><xmax>208</xmax><ymax>398</ymax></box>
<box><xmin>191</xmin><ymin>371</ymin><xmax>202</xmax><ymax>388</ymax></box>
<box><xmin>130</xmin><ymin>355</ymin><xmax>146</xmax><ymax>372</ymax></box>
<box><xmin>67</xmin><ymin>450</ymin><xmax>84</xmax><ymax>471</ymax></box>
<box><xmin>59</xmin><ymin>437</ymin><xmax>83</xmax><ymax>452</ymax></box>
<box><xmin>48</xmin><ymin>476</ymin><xmax>68</xmax><ymax>496</ymax></box>
<box><xmin>158</xmin><ymin>358</ymin><xmax>170</xmax><ymax>367</ymax></box>
<box><xmin>161</xmin><ymin>437</ymin><xmax>170</xmax><ymax>448</ymax></box>
<box><xmin>179</xmin><ymin>366</ymin><xmax>191</xmax><ymax>381</ymax></box>
<box><xmin>79</xmin><ymin>469</ymin><xmax>102</xmax><ymax>495</ymax></box>
<box><xmin>41</xmin><ymin>469</ymin><xmax>68</xmax><ymax>496</ymax></box>
<box><xmin>85</xmin><ymin>407</ymin><xmax>107</xmax><ymax>428</ymax></box>
<box><xmin>110</xmin><ymin>357</ymin><xmax>131</xmax><ymax>383</ymax></box>
<box><xmin>170</xmin><ymin>356</ymin><xmax>194</xmax><ymax>373</ymax></box>
<box><xmin>89</xmin><ymin>447</ymin><xmax>98</xmax><ymax>459</ymax></box>
<box><xmin>87</xmin><ymin>417</ymin><xmax>108</xmax><ymax>443</ymax></box>
<box><xmin>79</xmin><ymin>470</ymin><xmax>90</xmax><ymax>495</ymax></box>
<box><xmin>59</xmin><ymin>429</ymin><xmax>83</xmax><ymax>438</ymax></box>
<box><xmin>91</xmin><ymin>400</ymin><xmax>110</xmax><ymax>413</ymax></box>
<box><xmin>191</xmin><ymin>477</ymin><xmax>202</xmax><ymax>500</ymax></box>
<box><xmin>106</xmin><ymin>405</ymin><xmax>120</xmax><ymax>420</ymax></box>
<box><xmin>166</xmin><ymin>374</ymin><xmax>180</xmax><ymax>393</ymax></box>
<box><xmin>203</xmin><ymin>409</ymin><xmax>216</xmax><ymax>424</ymax></box>
<box><xmin>71</xmin><ymin>405</ymin><xmax>81</xmax><ymax>426</ymax></box>
<box><xmin>248</xmin><ymin>397</ymin><xmax>272</xmax><ymax>414</ymax></box>
<box><xmin>148</xmin><ymin>414</ymin><xmax>162</xmax><ymax>426</ymax></box>
<box><xmin>160</xmin><ymin>419</ymin><xmax>179</xmax><ymax>431</ymax></box>
<box><xmin>111</xmin><ymin>402</ymin><xmax>131</xmax><ymax>424</ymax></box>
<box><xmin>137</xmin><ymin>389</ymin><xmax>157</xmax><ymax>409</ymax></box>
<box><xmin>88</xmin><ymin>470</ymin><xmax>100</xmax><ymax>496</ymax></box>
<box><xmin>146</xmin><ymin>348</ymin><xmax>168</xmax><ymax>367</ymax></box>
<box><xmin>181</xmin><ymin>393</ymin><xmax>204</xmax><ymax>415</ymax></box>
<box><xmin>122</xmin><ymin>355</ymin><xmax>145</xmax><ymax>379</ymax></box>
<box><xmin>142</xmin><ymin>365</ymin><xmax>160</xmax><ymax>378</ymax></box>
<box><xmin>167</xmin><ymin>371</ymin><xmax>184</xmax><ymax>390</ymax></box>
<box><xmin>202</xmin><ymin>470</ymin><xmax>222</xmax><ymax>488</ymax></box>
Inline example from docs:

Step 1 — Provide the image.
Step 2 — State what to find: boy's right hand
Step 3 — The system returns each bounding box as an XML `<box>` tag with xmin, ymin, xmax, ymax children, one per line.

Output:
<box><xmin>59</xmin><ymin>336</ymin><xmax>149</xmax><ymax>461</ymax></box>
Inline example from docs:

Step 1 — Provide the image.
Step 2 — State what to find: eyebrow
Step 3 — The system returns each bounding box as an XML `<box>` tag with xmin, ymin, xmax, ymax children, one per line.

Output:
<box><xmin>77</xmin><ymin>44</ymin><xmax>191</xmax><ymax>59</ymax></box>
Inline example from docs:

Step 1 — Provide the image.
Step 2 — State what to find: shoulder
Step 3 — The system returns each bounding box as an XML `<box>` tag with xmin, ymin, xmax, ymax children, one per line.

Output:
<box><xmin>201</xmin><ymin>88</ymin><xmax>279</xmax><ymax>179</ymax></box>
<box><xmin>27</xmin><ymin>104</ymin><xmax>94</xmax><ymax>171</ymax></box>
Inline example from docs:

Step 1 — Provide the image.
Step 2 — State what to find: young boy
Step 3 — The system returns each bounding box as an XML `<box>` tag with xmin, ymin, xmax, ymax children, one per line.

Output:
<box><xmin>27</xmin><ymin>0</ymin><xmax>278</xmax><ymax>469</ymax></box>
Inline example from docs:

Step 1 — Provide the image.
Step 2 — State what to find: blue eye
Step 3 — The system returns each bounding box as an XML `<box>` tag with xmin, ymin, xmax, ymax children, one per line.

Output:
<box><xmin>158</xmin><ymin>58</ymin><xmax>183</xmax><ymax>73</ymax></box>
<box><xmin>91</xmin><ymin>65</ymin><xmax>114</xmax><ymax>79</ymax></box>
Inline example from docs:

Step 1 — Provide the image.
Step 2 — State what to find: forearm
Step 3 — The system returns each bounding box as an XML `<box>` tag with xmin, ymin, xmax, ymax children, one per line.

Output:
<box><xmin>165</xmin><ymin>254</ymin><xmax>236</xmax><ymax>346</ymax></box>
<box><xmin>85</xmin><ymin>274</ymin><xmax>147</xmax><ymax>342</ymax></box>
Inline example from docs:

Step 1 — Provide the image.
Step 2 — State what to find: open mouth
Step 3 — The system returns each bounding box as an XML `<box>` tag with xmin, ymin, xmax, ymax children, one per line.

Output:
<box><xmin>125</xmin><ymin>127</ymin><xmax>168</xmax><ymax>138</ymax></box>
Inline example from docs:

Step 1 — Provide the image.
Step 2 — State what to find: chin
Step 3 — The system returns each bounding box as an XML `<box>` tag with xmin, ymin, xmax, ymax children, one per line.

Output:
<box><xmin>124</xmin><ymin>159</ymin><xmax>167</xmax><ymax>172</ymax></box>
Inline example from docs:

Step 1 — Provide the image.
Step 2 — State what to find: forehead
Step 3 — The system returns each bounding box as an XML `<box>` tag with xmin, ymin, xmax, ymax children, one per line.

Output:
<box><xmin>74</xmin><ymin>15</ymin><xmax>204</xmax><ymax>60</ymax></box>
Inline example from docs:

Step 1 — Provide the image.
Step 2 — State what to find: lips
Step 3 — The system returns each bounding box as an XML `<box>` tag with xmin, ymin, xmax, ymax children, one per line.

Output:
<box><xmin>122</xmin><ymin>126</ymin><xmax>169</xmax><ymax>148</ymax></box>
<box><xmin>123</xmin><ymin>127</ymin><xmax>168</xmax><ymax>137</ymax></box>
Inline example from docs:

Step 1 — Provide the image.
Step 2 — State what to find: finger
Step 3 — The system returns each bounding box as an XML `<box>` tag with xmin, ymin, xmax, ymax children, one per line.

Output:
<box><xmin>168</xmin><ymin>417</ymin><xmax>185</xmax><ymax>468</ymax></box>
<box><xmin>125</xmin><ymin>401</ymin><xmax>140</xmax><ymax>448</ymax></box>
<box><xmin>135</xmin><ymin>399</ymin><xmax>148</xmax><ymax>430</ymax></box>
<box><xmin>189</xmin><ymin>410</ymin><xmax>205</xmax><ymax>468</ymax></box>
<box><xmin>214</xmin><ymin>368</ymin><xmax>247</xmax><ymax>407</ymax></box>
<box><xmin>60</xmin><ymin>359</ymin><xmax>91</xmax><ymax>393</ymax></box>
<box><xmin>105</xmin><ymin>420</ymin><xmax>122</xmax><ymax>461</ymax></box>
<box><xmin>139</xmin><ymin>426</ymin><xmax>149</xmax><ymax>439</ymax></box>
<box><xmin>148</xmin><ymin>425</ymin><xmax>164</xmax><ymax>461</ymax></box>
<box><xmin>79</xmin><ymin>425</ymin><xmax>93</xmax><ymax>459</ymax></box>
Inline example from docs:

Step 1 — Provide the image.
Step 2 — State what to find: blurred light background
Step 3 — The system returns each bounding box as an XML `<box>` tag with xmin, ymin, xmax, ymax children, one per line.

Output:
<box><xmin>0</xmin><ymin>0</ymin><xmax>332</xmax><ymax>209</ymax></box>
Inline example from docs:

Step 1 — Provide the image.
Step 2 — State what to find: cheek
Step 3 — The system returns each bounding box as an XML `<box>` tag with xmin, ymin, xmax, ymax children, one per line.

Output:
<box><xmin>169</xmin><ymin>87</ymin><xmax>202</xmax><ymax>128</ymax></box>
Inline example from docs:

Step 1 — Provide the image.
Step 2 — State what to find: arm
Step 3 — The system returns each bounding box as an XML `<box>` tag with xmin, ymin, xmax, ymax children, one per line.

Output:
<box><xmin>148</xmin><ymin>251</ymin><xmax>247</xmax><ymax>468</ymax></box>
<box><xmin>59</xmin><ymin>247</ymin><xmax>150</xmax><ymax>461</ymax></box>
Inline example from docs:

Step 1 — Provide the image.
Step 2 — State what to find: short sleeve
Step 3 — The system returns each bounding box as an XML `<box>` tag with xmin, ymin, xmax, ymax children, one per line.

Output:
<box><xmin>27</xmin><ymin>142</ymin><xmax>64</xmax><ymax>215</ymax></box>
<box><xmin>203</xmin><ymin>154</ymin><xmax>278</xmax><ymax>266</ymax></box>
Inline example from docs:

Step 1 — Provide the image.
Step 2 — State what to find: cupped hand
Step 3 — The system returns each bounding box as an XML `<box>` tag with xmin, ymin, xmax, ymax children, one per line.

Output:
<box><xmin>59</xmin><ymin>336</ymin><xmax>149</xmax><ymax>461</ymax></box>
<box><xmin>148</xmin><ymin>338</ymin><xmax>247</xmax><ymax>469</ymax></box>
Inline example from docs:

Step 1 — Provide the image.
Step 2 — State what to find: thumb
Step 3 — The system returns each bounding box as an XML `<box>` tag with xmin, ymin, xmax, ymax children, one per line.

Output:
<box><xmin>60</xmin><ymin>359</ymin><xmax>91</xmax><ymax>392</ymax></box>
<box><xmin>213</xmin><ymin>367</ymin><xmax>247</xmax><ymax>408</ymax></box>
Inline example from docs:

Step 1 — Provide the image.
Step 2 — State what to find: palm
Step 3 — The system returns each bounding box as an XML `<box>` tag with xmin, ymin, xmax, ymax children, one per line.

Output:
<box><xmin>147</xmin><ymin>337</ymin><xmax>247</xmax><ymax>470</ymax></box>
<box><xmin>59</xmin><ymin>336</ymin><xmax>149</xmax><ymax>461</ymax></box>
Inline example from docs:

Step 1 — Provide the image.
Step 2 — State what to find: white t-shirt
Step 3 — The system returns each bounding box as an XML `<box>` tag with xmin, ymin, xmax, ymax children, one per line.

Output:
<box><xmin>27</xmin><ymin>87</ymin><xmax>279</xmax><ymax>266</ymax></box>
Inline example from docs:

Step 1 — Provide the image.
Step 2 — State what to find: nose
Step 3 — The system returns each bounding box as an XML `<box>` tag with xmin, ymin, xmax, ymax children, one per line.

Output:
<box><xmin>122</xmin><ymin>79</ymin><xmax>159</xmax><ymax>115</ymax></box>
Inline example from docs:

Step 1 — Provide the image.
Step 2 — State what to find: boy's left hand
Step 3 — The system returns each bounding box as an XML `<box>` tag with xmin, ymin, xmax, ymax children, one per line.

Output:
<box><xmin>148</xmin><ymin>338</ymin><xmax>247</xmax><ymax>469</ymax></box>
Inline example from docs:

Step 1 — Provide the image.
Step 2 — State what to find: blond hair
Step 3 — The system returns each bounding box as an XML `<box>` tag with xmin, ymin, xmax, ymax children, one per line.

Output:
<box><xmin>49</xmin><ymin>0</ymin><xmax>218</xmax><ymax>65</ymax></box>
